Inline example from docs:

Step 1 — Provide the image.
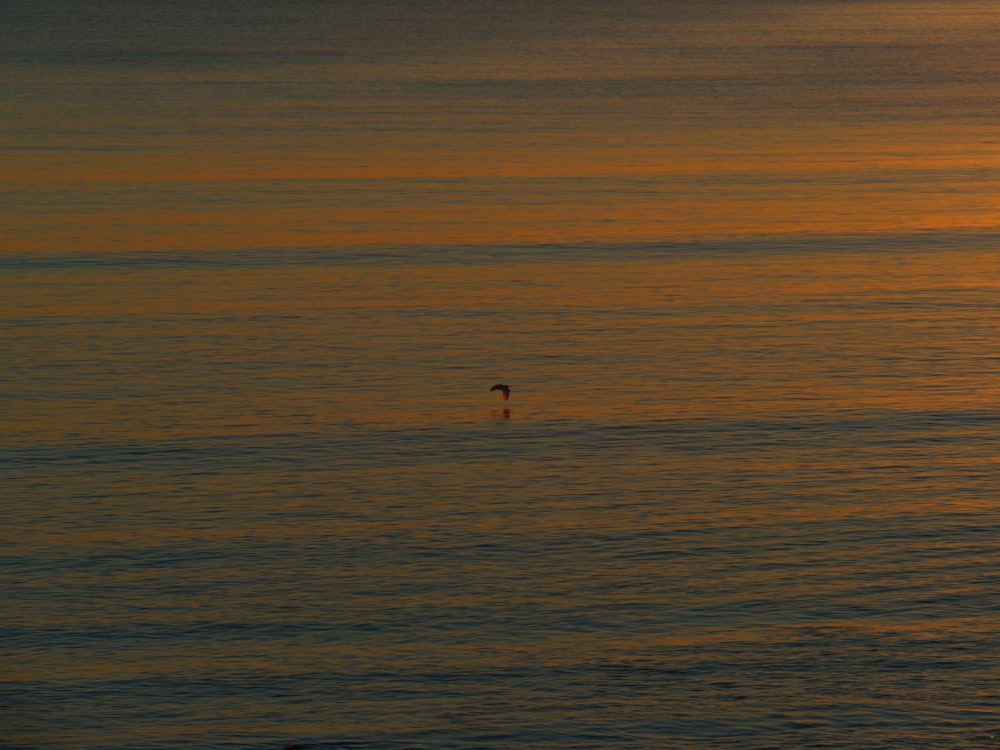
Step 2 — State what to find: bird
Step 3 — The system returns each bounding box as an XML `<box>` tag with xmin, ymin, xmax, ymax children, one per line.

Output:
<box><xmin>490</xmin><ymin>383</ymin><xmax>511</xmax><ymax>401</ymax></box>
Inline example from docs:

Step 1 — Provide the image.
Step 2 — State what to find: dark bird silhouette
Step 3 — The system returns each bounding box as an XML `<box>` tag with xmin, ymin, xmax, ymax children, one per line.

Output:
<box><xmin>490</xmin><ymin>383</ymin><xmax>511</xmax><ymax>401</ymax></box>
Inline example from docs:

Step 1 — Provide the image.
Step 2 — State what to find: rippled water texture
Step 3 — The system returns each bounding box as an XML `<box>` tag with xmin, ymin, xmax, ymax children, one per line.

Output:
<box><xmin>4</xmin><ymin>1</ymin><xmax>1000</xmax><ymax>749</ymax></box>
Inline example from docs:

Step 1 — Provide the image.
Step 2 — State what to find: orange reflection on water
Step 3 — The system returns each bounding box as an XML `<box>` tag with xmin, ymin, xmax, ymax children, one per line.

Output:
<box><xmin>9</xmin><ymin>248</ymin><xmax>999</xmax><ymax>443</ymax></box>
<box><xmin>7</xmin><ymin>115</ymin><xmax>1000</xmax><ymax>252</ymax></box>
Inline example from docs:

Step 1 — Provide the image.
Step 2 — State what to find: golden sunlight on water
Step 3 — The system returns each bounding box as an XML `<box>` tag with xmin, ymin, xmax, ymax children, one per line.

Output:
<box><xmin>7</xmin><ymin>245</ymin><xmax>999</xmax><ymax>435</ymax></box>
<box><xmin>5</xmin><ymin>2</ymin><xmax>1000</xmax><ymax>252</ymax></box>
<box><xmin>6</xmin><ymin>241</ymin><xmax>1000</xmax><ymax>748</ymax></box>
<box><xmin>5</xmin><ymin>2</ymin><xmax>1000</xmax><ymax>749</ymax></box>
<box><xmin>8</xmin><ymin>123</ymin><xmax>1000</xmax><ymax>251</ymax></box>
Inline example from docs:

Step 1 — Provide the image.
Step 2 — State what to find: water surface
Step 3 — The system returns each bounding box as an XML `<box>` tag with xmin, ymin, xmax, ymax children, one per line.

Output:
<box><xmin>4</xmin><ymin>2</ymin><xmax>1000</xmax><ymax>749</ymax></box>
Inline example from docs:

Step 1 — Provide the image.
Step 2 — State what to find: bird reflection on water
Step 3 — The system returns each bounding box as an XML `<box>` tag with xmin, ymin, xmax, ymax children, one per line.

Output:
<box><xmin>490</xmin><ymin>383</ymin><xmax>512</xmax><ymax>419</ymax></box>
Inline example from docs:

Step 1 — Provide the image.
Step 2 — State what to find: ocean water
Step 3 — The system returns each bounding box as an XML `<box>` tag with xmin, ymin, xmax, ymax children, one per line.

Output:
<box><xmin>4</xmin><ymin>2</ymin><xmax>1000</xmax><ymax>749</ymax></box>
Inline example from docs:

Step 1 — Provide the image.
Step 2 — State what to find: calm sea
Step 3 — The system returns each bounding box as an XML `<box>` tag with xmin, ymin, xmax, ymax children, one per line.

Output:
<box><xmin>4</xmin><ymin>2</ymin><xmax>1000</xmax><ymax>749</ymax></box>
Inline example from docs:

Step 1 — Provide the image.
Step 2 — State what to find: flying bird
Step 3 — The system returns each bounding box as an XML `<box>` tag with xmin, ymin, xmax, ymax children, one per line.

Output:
<box><xmin>490</xmin><ymin>383</ymin><xmax>511</xmax><ymax>401</ymax></box>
